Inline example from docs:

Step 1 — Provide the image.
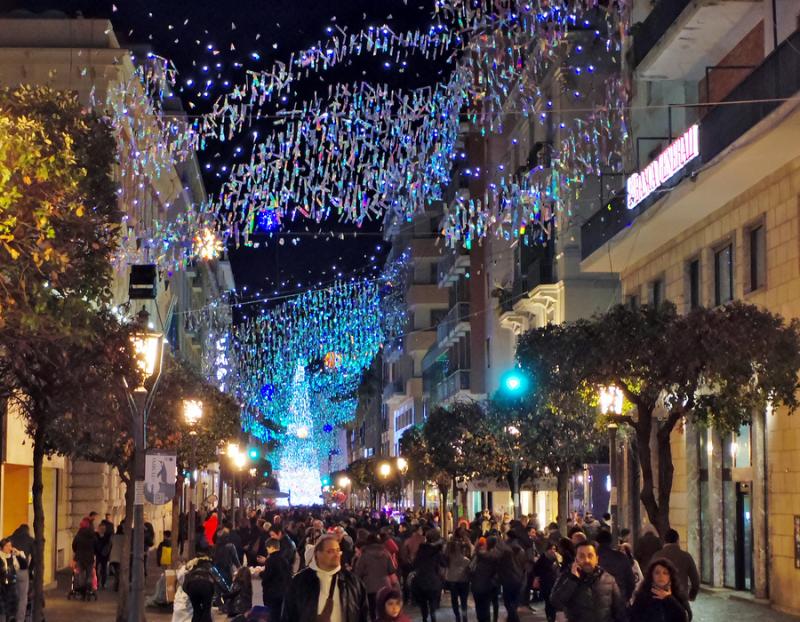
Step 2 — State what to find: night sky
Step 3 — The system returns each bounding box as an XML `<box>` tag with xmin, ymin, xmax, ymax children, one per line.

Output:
<box><xmin>8</xmin><ymin>0</ymin><xmax>450</xmax><ymax>311</ymax></box>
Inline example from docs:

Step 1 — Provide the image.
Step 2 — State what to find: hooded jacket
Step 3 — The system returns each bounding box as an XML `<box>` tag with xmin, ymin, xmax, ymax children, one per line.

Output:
<box><xmin>375</xmin><ymin>586</ymin><xmax>411</xmax><ymax>622</ymax></box>
<box><xmin>354</xmin><ymin>543</ymin><xmax>395</xmax><ymax>594</ymax></box>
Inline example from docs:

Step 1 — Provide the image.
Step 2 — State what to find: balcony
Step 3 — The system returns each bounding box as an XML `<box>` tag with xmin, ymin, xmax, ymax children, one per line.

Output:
<box><xmin>436</xmin><ymin>302</ymin><xmax>471</xmax><ymax>347</ymax></box>
<box><xmin>432</xmin><ymin>370</ymin><xmax>471</xmax><ymax>405</ymax></box>
<box><xmin>512</xmin><ymin>258</ymin><xmax>555</xmax><ymax>303</ymax></box>
<box><xmin>633</xmin><ymin>0</ymin><xmax>761</xmax><ymax>81</ymax></box>
<box><xmin>407</xmin><ymin>283</ymin><xmax>449</xmax><ymax>308</ymax></box>
<box><xmin>437</xmin><ymin>250</ymin><xmax>470</xmax><ymax>286</ymax></box>
<box><xmin>382</xmin><ymin>378</ymin><xmax>405</xmax><ymax>402</ymax></box>
<box><xmin>582</xmin><ymin>29</ymin><xmax>800</xmax><ymax>271</ymax></box>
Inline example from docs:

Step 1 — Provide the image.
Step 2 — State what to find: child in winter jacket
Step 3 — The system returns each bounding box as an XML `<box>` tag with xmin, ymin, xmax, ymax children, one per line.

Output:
<box><xmin>376</xmin><ymin>586</ymin><xmax>411</xmax><ymax>622</ymax></box>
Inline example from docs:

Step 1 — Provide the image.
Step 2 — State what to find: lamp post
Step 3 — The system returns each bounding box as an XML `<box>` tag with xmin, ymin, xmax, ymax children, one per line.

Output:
<box><xmin>183</xmin><ymin>399</ymin><xmax>203</xmax><ymax>559</ymax></box>
<box><xmin>378</xmin><ymin>461</ymin><xmax>392</xmax><ymax>507</ymax></box>
<box><xmin>128</xmin><ymin>310</ymin><xmax>164</xmax><ymax>622</ymax></box>
<box><xmin>396</xmin><ymin>457</ymin><xmax>408</xmax><ymax>508</ymax></box>
<box><xmin>506</xmin><ymin>425</ymin><xmax>523</xmax><ymax>519</ymax></box>
<box><xmin>338</xmin><ymin>476</ymin><xmax>352</xmax><ymax>509</ymax></box>
<box><xmin>232</xmin><ymin>448</ymin><xmax>246</xmax><ymax>524</ymax></box>
<box><xmin>599</xmin><ymin>385</ymin><xmax>624</xmax><ymax>540</ymax></box>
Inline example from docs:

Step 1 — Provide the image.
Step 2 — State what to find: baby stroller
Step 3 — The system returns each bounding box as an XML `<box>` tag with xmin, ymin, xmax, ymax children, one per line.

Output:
<box><xmin>67</xmin><ymin>558</ymin><xmax>98</xmax><ymax>601</ymax></box>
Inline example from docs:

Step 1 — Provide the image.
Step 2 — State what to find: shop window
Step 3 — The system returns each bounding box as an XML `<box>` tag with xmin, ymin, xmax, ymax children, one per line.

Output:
<box><xmin>714</xmin><ymin>243</ymin><xmax>734</xmax><ymax>305</ymax></box>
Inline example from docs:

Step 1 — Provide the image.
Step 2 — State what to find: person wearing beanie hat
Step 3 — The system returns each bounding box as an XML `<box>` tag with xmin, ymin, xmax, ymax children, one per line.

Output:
<box><xmin>375</xmin><ymin>586</ymin><xmax>411</xmax><ymax>622</ymax></box>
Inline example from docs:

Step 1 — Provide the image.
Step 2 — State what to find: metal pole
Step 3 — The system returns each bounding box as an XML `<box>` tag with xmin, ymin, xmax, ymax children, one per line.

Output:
<box><xmin>129</xmin><ymin>387</ymin><xmax>147</xmax><ymax>622</ymax></box>
<box><xmin>512</xmin><ymin>459</ymin><xmax>522</xmax><ymax>519</ymax></box>
<box><xmin>609</xmin><ymin>425</ymin><xmax>619</xmax><ymax>541</ymax></box>
<box><xmin>187</xmin><ymin>439</ymin><xmax>196</xmax><ymax>559</ymax></box>
<box><xmin>217</xmin><ymin>453</ymin><xmax>224</xmax><ymax>527</ymax></box>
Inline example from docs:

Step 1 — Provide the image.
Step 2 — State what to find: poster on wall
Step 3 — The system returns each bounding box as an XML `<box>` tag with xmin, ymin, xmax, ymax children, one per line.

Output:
<box><xmin>145</xmin><ymin>451</ymin><xmax>177</xmax><ymax>505</ymax></box>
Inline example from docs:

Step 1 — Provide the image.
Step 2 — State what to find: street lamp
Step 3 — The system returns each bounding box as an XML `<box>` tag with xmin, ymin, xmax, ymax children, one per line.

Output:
<box><xmin>338</xmin><ymin>476</ymin><xmax>352</xmax><ymax>509</ymax></box>
<box><xmin>378</xmin><ymin>462</ymin><xmax>392</xmax><ymax>507</ymax></box>
<box><xmin>128</xmin><ymin>309</ymin><xmax>164</xmax><ymax>622</ymax></box>
<box><xmin>397</xmin><ymin>458</ymin><xmax>409</xmax><ymax>508</ymax></box>
<box><xmin>183</xmin><ymin>399</ymin><xmax>203</xmax><ymax>558</ymax></box>
<box><xmin>599</xmin><ymin>385</ymin><xmax>623</xmax><ymax>539</ymax></box>
<box><xmin>506</xmin><ymin>425</ymin><xmax>523</xmax><ymax>519</ymax></box>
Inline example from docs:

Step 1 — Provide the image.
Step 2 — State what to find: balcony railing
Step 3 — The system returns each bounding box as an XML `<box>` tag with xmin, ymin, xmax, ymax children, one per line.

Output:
<box><xmin>436</xmin><ymin>302</ymin><xmax>471</xmax><ymax>346</ymax></box>
<box><xmin>432</xmin><ymin>369</ymin><xmax>471</xmax><ymax>404</ymax></box>
<box><xmin>581</xmin><ymin>29</ymin><xmax>800</xmax><ymax>260</ymax></box>
<box><xmin>437</xmin><ymin>250</ymin><xmax>470</xmax><ymax>286</ymax></box>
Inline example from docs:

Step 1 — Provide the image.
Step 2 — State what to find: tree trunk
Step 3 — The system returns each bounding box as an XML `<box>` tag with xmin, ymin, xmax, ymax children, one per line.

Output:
<box><xmin>31</xmin><ymin>426</ymin><xmax>46</xmax><ymax>622</ymax></box>
<box><xmin>451</xmin><ymin>477</ymin><xmax>458</xmax><ymax>526</ymax></box>
<box><xmin>439</xmin><ymin>485</ymin><xmax>449</xmax><ymax>537</ymax></box>
<box><xmin>635</xmin><ymin>408</ymin><xmax>662</xmax><ymax>533</ymax></box>
<box><xmin>556</xmin><ymin>469</ymin><xmax>569</xmax><ymax>533</ymax></box>
<box><xmin>116</xmin><ymin>470</ymin><xmax>134</xmax><ymax>622</ymax></box>
<box><xmin>171</xmin><ymin>472</ymin><xmax>184</xmax><ymax>566</ymax></box>
<box><xmin>653</xmin><ymin>414</ymin><xmax>681</xmax><ymax>537</ymax></box>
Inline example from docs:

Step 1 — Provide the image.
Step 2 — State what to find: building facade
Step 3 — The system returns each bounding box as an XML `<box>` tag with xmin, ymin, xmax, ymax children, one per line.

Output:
<box><xmin>581</xmin><ymin>1</ymin><xmax>800</xmax><ymax>611</ymax></box>
<box><xmin>0</xmin><ymin>14</ymin><xmax>233</xmax><ymax>581</ymax></box>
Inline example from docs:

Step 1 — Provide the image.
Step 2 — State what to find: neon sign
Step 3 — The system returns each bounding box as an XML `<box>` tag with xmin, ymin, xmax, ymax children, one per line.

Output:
<box><xmin>626</xmin><ymin>124</ymin><xmax>699</xmax><ymax>210</ymax></box>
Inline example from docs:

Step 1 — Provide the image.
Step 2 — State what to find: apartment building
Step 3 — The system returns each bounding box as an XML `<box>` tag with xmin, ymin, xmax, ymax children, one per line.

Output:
<box><xmin>580</xmin><ymin>0</ymin><xmax>800</xmax><ymax>610</ymax></box>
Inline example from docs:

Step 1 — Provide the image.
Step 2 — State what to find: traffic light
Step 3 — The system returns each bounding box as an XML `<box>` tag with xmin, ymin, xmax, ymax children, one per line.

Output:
<box><xmin>248</xmin><ymin>447</ymin><xmax>260</xmax><ymax>460</ymax></box>
<box><xmin>501</xmin><ymin>368</ymin><xmax>529</xmax><ymax>395</ymax></box>
<box><xmin>320</xmin><ymin>474</ymin><xmax>332</xmax><ymax>488</ymax></box>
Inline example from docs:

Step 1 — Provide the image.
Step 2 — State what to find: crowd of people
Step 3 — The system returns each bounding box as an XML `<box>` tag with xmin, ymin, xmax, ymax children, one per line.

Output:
<box><xmin>0</xmin><ymin>504</ymin><xmax>702</xmax><ymax>622</ymax></box>
<box><xmin>166</xmin><ymin>506</ymin><xmax>700</xmax><ymax>622</ymax></box>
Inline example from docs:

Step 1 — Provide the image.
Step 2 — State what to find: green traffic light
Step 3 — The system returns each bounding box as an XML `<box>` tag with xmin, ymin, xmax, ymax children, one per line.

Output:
<box><xmin>501</xmin><ymin>369</ymin><xmax>528</xmax><ymax>394</ymax></box>
<box><xmin>248</xmin><ymin>448</ymin><xmax>259</xmax><ymax>460</ymax></box>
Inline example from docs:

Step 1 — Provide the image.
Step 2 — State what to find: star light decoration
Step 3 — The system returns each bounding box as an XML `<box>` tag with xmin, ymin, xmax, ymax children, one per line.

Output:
<box><xmin>102</xmin><ymin>0</ymin><xmax>629</xmax><ymax>267</ymax></box>
<box><xmin>234</xmin><ymin>279</ymin><xmax>384</xmax><ymax>492</ymax></box>
<box><xmin>193</xmin><ymin>226</ymin><xmax>225</xmax><ymax>260</ymax></box>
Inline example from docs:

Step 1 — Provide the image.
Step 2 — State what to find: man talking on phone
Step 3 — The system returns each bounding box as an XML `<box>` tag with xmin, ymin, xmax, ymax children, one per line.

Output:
<box><xmin>550</xmin><ymin>541</ymin><xmax>627</xmax><ymax>622</ymax></box>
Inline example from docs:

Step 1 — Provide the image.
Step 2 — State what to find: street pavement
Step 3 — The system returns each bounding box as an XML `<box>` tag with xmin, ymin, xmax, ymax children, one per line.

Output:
<box><xmin>40</xmin><ymin>572</ymin><xmax>800</xmax><ymax>622</ymax></box>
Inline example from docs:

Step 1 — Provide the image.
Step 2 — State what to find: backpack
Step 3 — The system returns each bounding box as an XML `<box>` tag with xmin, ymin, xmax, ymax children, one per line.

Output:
<box><xmin>159</xmin><ymin>545</ymin><xmax>172</xmax><ymax>567</ymax></box>
<box><xmin>183</xmin><ymin>562</ymin><xmax>215</xmax><ymax>595</ymax></box>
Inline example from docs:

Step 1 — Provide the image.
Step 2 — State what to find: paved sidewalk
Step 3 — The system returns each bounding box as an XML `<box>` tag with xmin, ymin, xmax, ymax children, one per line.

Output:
<box><xmin>38</xmin><ymin>569</ymin><xmax>800</xmax><ymax>622</ymax></box>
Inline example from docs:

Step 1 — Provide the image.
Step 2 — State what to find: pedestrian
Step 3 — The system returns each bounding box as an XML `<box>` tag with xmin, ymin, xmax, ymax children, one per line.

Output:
<box><xmin>531</xmin><ymin>541</ymin><xmax>560</xmax><ymax>622</ymax></box>
<box><xmin>444</xmin><ymin>537</ymin><xmax>471</xmax><ymax>622</ymax></box>
<box><xmin>72</xmin><ymin>518</ymin><xmax>96</xmax><ymax>596</ymax></box>
<box><xmin>469</xmin><ymin>537</ymin><xmax>500</xmax><ymax>622</ymax></box>
<box><xmin>411</xmin><ymin>528</ymin><xmax>445</xmax><ymax>622</ymax></box>
<box><xmin>596</xmin><ymin>529</ymin><xmax>636</xmax><ymax>601</ymax></box>
<box><xmin>634</xmin><ymin>526</ymin><xmax>662</xmax><ymax>572</ymax></box>
<box><xmin>157</xmin><ymin>530</ymin><xmax>173</xmax><ymax>568</ymax></box>
<box><xmin>652</xmin><ymin>530</ymin><xmax>700</xmax><ymax>601</ymax></box>
<box><xmin>304</xmin><ymin>527</ymin><xmax>323</xmax><ymax>569</ymax></box>
<box><xmin>268</xmin><ymin>524</ymin><xmax>297</xmax><ymax>571</ymax></box>
<box><xmin>281</xmin><ymin>533</ymin><xmax>369</xmax><ymax>622</ymax></box>
<box><xmin>497</xmin><ymin>533</ymin><xmax>527</xmax><ymax>622</ymax></box>
<box><xmin>9</xmin><ymin>525</ymin><xmax>33</xmax><ymax>621</ymax></box>
<box><xmin>619</xmin><ymin>542</ymin><xmax>643</xmax><ymax>595</ymax></box>
<box><xmin>94</xmin><ymin>521</ymin><xmax>112</xmax><ymax>589</ymax></box>
<box><xmin>109</xmin><ymin>523</ymin><xmax>125</xmax><ymax>592</ymax></box>
<box><xmin>628</xmin><ymin>558</ymin><xmax>691</xmax><ymax>622</ymax></box>
<box><xmin>257</xmin><ymin>537</ymin><xmax>291</xmax><ymax>616</ymax></box>
<box><xmin>550</xmin><ymin>541</ymin><xmax>627</xmax><ymax>622</ymax></box>
<box><xmin>225</xmin><ymin>565</ymin><xmax>253</xmax><ymax>617</ymax></box>
<box><xmin>375</xmin><ymin>585</ymin><xmax>411</xmax><ymax>622</ymax></box>
<box><xmin>354</xmin><ymin>533</ymin><xmax>396</xmax><ymax>621</ymax></box>
<box><xmin>178</xmin><ymin>555</ymin><xmax>217</xmax><ymax>622</ymax></box>
<box><xmin>0</xmin><ymin>538</ymin><xmax>20</xmax><ymax>622</ymax></box>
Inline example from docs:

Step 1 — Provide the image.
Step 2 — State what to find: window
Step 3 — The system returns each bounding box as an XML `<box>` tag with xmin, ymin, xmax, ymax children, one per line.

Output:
<box><xmin>749</xmin><ymin>224</ymin><xmax>766</xmax><ymax>291</ymax></box>
<box><xmin>714</xmin><ymin>244</ymin><xmax>734</xmax><ymax>305</ymax></box>
<box><xmin>650</xmin><ymin>279</ymin><xmax>663</xmax><ymax>307</ymax></box>
<box><xmin>688</xmin><ymin>259</ymin><xmax>701</xmax><ymax>309</ymax></box>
